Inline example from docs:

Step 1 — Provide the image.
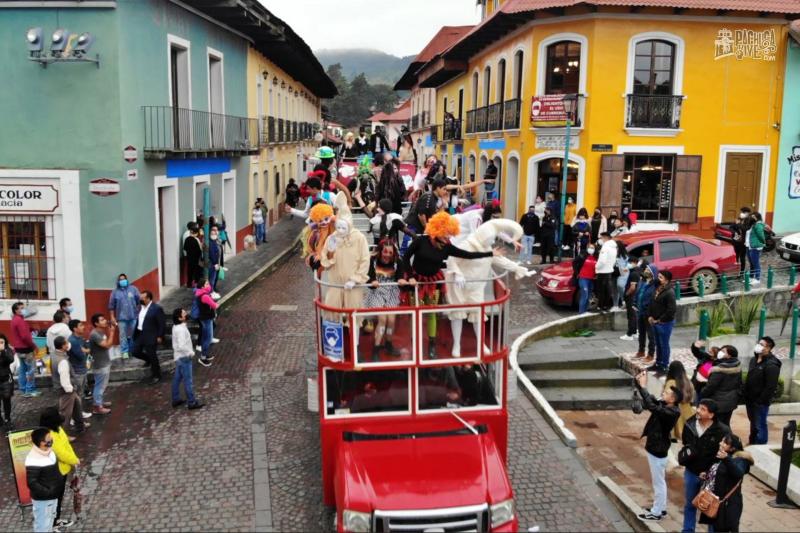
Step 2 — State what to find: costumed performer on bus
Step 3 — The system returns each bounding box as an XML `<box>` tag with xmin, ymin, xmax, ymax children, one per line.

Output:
<box><xmin>446</xmin><ymin>218</ymin><xmax>536</xmax><ymax>357</ymax></box>
<box><xmin>403</xmin><ymin>211</ymin><xmax>500</xmax><ymax>359</ymax></box>
<box><xmin>301</xmin><ymin>202</ymin><xmax>336</xmax><ymax>271</ymax></box>
<box><xmin>365</xmin><ymin>238</ymin><xmax>409</xmax><ymax>361</ymax></box>
<box><xmin>320</xmin><ymin>214</ymin><xmax>370</xmax><ymax>325</ymax></box>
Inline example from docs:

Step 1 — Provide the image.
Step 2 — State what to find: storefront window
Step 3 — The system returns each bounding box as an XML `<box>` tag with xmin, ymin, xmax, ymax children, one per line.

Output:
<box><xmin>545</xmin><ymin>41</ymin><xmax>581</xmax><ymax>95</ymax></box>
<box><xmin>622</xmin><ymin>155</ymin><xmax>674</xmax><ymax>221</ymax></box>
<box><xmin>324</xmin><ymin>368</ymin><xmax>409</xmax><ymax>416</ymax></box>
<box><xmin>537</xmin><ymin>158</ymin><xmax>577</xmax><ymax>202</ymax></box>
<box><xmin>0</xmin><ymin>216</ymin><xmax>55</xmax><ymax>300</ymax></box>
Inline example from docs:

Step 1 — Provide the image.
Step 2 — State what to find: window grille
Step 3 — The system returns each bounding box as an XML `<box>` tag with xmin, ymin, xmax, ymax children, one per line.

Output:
<box><xmin>0</xmin><ymin>215</ymin><xmax>56</xmax><ymax>301</ymax></box>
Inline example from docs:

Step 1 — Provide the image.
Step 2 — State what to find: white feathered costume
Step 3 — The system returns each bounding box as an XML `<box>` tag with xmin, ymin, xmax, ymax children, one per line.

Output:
<box><xmin>446</xmin><ymin>218</ymin><xmax>535</xmax><ymax>356</ymax></box>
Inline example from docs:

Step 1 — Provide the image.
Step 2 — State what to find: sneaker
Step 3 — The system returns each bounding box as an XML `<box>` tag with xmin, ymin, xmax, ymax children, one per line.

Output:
<box><xmin>172</xmin><ymin>399</ymin><xmax>186</xmax><ymax>408</ymax></box>
<box><xmin>188</xmin><ymin>401</ymin><xmax>205</xmax><ymax>410</ymax></box>
<box><xmin>198</xmin><ymin>357</ymin><xmax>212</xmax><ymax>367</ymax></box>
<box><xmin>55</xmin><ymin>519</ymin><xmax>75</xmax><ymax>529</ymax></box>
<box><xmin>609</xmin><ymin>306</ymin><xmax>621</xmax><ymax>312</ymax></box>
<box><xmin>562</xmin><ymin>245</ymin><xmax>570</xmax><ymax>250</ymax></box>
<box><xmin>643</xmin><ymin>508</ymin><xmax>667</xmax><ymax>517</ymax></box>
<box><xmin>620</xmin><ymin>334</ymin><xmax>635</xmax><ymax>341</ymax></box>
<box><xmin>82</xmin><ymin>412</ymin><xmax>92</xmax><ymax>419</ymax></box>
<box><xmin>24</xmin><ymin>391</ymin><xmax>42</xmax><ymax>398</ymax></box>
<box><xmin>211</xmin><ymin>337</ymin><xmax>220</xmax><ymax>344</ymax></box>
<box><xmin>103</xmin><ymin>402</ymin><xmax>112</xmax><ymax>407</ymax></box>
<box><xmin>638</xmin><ymin>512</ymin><xmax>662</xmax><ymax>521</ymax></box>
<box><xmin>211</xmin><ymin>292</ymin><xmax>221</xmax><ymax>300</ymax></box>
<box><xmin>632</xmin><ymin>332</ymin><xmax>639</xmax><ymax>338</ymax></box>
<box><xmin>205</xmin><ymin>354</ymin><xmax>215</xmax><ymax>361</ymax></box>
<box><xmin>121</xmin><ymin>352</ymin><xmax>129</xmax><ymax>360</ymax></box>
<box><xmin>195</xmin><ymin>345</ymin><xmax>203</xmax><ymax>352</ymax></box>
<box><xmin>92</xmin><ymin>406</ymin><xmax>111</xmax><ymax>415</ymax></box>
<box><xmin>751</xmin><ymin>279</ymin><xmax>761</xmax><ymax>285</ymax></box>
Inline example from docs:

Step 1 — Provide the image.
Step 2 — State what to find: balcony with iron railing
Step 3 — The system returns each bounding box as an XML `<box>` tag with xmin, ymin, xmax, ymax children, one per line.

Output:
<box><xmin>474</xmin><ymin>106</ymin><xmax>488</xmax><ymax>133</ymax></box>
<box><xmin>487</xmin><ymin>103</ymin><xmax>503</xmax><ymax>131</ymax></box>
<box><xmin>443</xmin><ymin>118</ymin><xmax>462</xmax><ymax>141</ymax></box>
<box><xmin>625</xmin><ymin>94</ymin><xmax>683</xmax><ymax>130</ymax></box>
<box><xmin>430</xmin><ymin>124</ymin><xmax>439</xmax><ymax>143</ymax></box>
<box><xmin>502</xmin><ymin>99</ymin><xmax>521</xmax><ymax>130</ymax></box>
<box><xmin>411</xmin><ymin>114</ymin><xmax>419</xmax><ymax>131</ymax></box>
<box><xmin>143</xmin><ymin>106</ymin><xmax>258</xmax><ymax>158</ymax></box>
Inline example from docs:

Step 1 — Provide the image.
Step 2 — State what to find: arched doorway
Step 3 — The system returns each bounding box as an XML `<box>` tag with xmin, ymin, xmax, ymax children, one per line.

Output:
<box><xmin>491</xmin><ymin>155</ymin><xmax>502</xmax><ymax>202</ymax></box>
<box><xmin>505</xmin><ymin>156</ymin><xmax>519</xmax><ymax>220</ymax></box>
<box><xmin>533</xmin><ymin>158</ymin><xmax>578</xmax><ymax>205</ymax></box>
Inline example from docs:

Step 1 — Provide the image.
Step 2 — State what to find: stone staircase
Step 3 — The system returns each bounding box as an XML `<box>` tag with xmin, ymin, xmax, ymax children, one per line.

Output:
<box><xmin>517</xmin><ymin>343</ymin><xmax>634</xmax><ymax>410</ymax></box>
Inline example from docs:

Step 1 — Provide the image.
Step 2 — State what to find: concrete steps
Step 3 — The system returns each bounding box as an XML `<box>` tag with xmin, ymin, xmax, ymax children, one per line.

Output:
<box><xmin>517</xmin><ymin>349</ymin><xmax>620</xmax><ymax>371</ymax></box>
<box><xmin>524</xmin><ymin>368</ymin><xmax>633</xmax><ymax>389</ymax></box>
<box><xmin>536</xmin><ymin>386</ymin><xmax>633</xmax><ymax>410</ymax></box>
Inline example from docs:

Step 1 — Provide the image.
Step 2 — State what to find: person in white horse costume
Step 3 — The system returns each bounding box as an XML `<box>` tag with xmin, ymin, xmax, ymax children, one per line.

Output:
<box><xmin>446</xmin><ymin>217</ymin><xmax>536</xmax><ymax>357</ymax></box>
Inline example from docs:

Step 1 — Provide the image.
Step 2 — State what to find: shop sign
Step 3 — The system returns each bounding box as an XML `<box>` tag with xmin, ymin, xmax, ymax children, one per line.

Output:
<box><xmin>592</xmin><ymin>144</ymin><xmax>613</xmax><ymax>152</ymax></box>
<box><xmin>0</xmin><ymin>184</ymin><xmax>59</xmax><ymax>213</ymax></box>
<box><xmin>126</xmin><ymin>169</ymin><xmax>138</xmax><ymax>181</ymax></box>
<box><xmin>321</xmin><ymin>319</ymin><xmax>343</xmax><ymax>361</ymax></box>
<box><xmin>535</xmin><ymin>134</ymin><xmax>579</xmax><ymax>150</ymax></box>
<box><xmin>89</xmin><ymin>178</ymin><xmax>120</xmax><ymax>196</ymax></box>
<box><xmin>123</xmin><ymin>145</ymin><xmax>138</xmax><ymax>163</ymax></box>
<box><xmin>714</xmin><ymin>29</ymin><xmax>776</xmax><ymax>61</ymax></box>
<box><xmin>531</xmin><ymin>95</ymin><xmax>571</xmax><ymax>127</ymax></box>
<box><xmin>7</xmin><ymin>428</ymin><xmax>34</xmax><ymax>506</ymax></box>
<box><xmin>789</xmin><ymin>146</ymin><xmax>800</xmax><ymax>199</ymax></box>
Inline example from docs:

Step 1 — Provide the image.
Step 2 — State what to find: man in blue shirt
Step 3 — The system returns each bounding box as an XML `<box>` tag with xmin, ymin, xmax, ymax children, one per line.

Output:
<box><xmin>67</xmin><ymin>319</ymin><xmax>92</xmax><ymax>415</ymax></box>
<box><xmin>108</xmin><ymin>273</ymin><xmax>140</xmax><ymax>359</ymax></box>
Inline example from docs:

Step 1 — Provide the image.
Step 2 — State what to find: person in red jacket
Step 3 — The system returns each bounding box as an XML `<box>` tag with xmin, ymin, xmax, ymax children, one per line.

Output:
<box><xmin>10</xmin><ymin>301</ymin><xmax>40</xmax><ymax>397</ymax></box>
<box><xmin>577</xmin><ymin>246</ymin><xmax>598</xmax><ymax>314</ymax></box>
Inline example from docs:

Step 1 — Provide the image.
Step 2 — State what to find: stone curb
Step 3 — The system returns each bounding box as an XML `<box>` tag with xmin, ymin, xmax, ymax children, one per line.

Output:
<box><xmin>597</xmin><ymin>476</ymin><xmax>667</xmax><ymax>533</ymax></box>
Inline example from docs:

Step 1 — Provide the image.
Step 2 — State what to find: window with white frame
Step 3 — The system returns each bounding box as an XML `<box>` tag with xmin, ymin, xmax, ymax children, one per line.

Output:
<box><xmin>0</xmin><ymin>216</ymin><xmax>56</xmax><ymax>300</ymax></box>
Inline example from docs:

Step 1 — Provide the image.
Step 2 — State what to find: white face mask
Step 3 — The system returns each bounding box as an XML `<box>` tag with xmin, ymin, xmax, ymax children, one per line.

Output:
<box><xmin>586</xmin><ymin>248</ymin><xmax>595</xmax><ymax>255</ymax></box>
<box><xmin>597</xmin><ymin>239</ymin><xmax>604</xmax><ymax>246</ymax></box>
<box><xmin>717</xmin><ymin>350</ymin><xmax>726</xmax><ymax>360</ymax></box>
<box><xmin>753</xmin><ymin>344</ymin><xmax>764</xmax><ymax>354</ymax></box>
<box><xmin>739</xmin><ymin>213</ymin><xmax>748</xmax><ymax>219</ymax></box>
<box><xmin>335</xmin><ymin>220</ymin><xmax>349</xmax><ymax>237</ymax></box>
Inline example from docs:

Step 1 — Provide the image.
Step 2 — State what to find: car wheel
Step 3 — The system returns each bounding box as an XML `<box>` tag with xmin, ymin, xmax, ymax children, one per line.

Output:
<box><xmin>691</xmin><ymin>269</ymin><xmax>718</xmax><ymax>294</ymax></box>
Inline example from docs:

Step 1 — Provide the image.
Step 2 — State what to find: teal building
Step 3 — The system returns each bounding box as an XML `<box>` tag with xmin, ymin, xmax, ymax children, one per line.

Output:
<box><xmin>0</xmin><ymin>0</ymin><xmax>332</xmax><ymax>325</ymax></box>
<box><xmin>776</xmin><ymin>22</ymin><xmax>800</xmax><ymax>235</ymax></box>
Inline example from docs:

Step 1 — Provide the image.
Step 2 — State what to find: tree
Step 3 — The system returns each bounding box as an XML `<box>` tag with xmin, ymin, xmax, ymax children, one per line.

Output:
<box><xmin>324</xmin><ymin>66</ymin><xmax>401</xmax><ymax>128</ymax></box>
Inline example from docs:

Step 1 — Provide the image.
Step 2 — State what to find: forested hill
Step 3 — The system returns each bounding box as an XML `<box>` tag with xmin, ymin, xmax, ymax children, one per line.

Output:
<box><xmin>316</xmin><ymin>48</ymin><xmax>414</xmax><ymax>85</ymax></box>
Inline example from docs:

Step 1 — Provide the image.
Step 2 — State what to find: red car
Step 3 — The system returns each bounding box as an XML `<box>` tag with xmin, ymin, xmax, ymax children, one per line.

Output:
<box><xmin>536</xmin><ymin>231</ymin><xmax>739</xmax><ymax>307</ymax></box>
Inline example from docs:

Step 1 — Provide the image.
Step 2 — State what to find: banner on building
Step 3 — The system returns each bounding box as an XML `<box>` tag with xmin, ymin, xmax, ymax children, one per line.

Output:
<box><xmin>531</xmin><ymin>95</ymin><xmax>572</xmax><ymax>127</ymax></box>
<box><xmin>321</xmin><ymin>319</ymin><xmax>344</xmax><ymax>361</ymax></box>
<box><xmin>790</xmin><ymin>146</ymin><xmax>800</xmax><ymax>199</ymax></box>
<box><xmin>7</xmin><ymin>428</ymin><xmax>34</xmax><ymax>507</ymax></box>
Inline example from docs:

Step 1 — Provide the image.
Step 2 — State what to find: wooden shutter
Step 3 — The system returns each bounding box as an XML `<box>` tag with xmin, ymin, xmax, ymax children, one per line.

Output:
<box><xmin>599</xmin><ymin>155</ymin><xmax>624</xmax><ymax>216</ymax></box>
<box><xmin>672</xmin><ymin>155</ymin><xmax>702</xmax><ymax>224</ymax></box>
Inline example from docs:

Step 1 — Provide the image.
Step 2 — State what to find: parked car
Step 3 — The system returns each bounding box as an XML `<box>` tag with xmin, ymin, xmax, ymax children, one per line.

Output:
<box><xmin>536</xmin><ymin>231</ymin><xmax>740</xmax><ymax>307</ymax></box>
<box><xmin>777</xmin><ymin>232</ymin><xmax>800</xmax><ymax>263</ymax></box>
<box><xmin>714</xmin><ymin>222</ymin><xmax>776</xmax><ymax>252</ymax></box>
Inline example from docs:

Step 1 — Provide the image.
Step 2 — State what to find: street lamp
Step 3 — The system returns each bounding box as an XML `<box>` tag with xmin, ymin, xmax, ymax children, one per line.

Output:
<box><xmin>557</xmin><ymin>93</ymin><xmax>578</xmax><ymax>262</ymax></box>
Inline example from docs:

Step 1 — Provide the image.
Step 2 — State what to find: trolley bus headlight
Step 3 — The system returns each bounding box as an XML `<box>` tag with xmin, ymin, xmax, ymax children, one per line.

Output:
<box><xmin>342</xmin><ymin>509</ymin><xmax>371</xmax><ymax>532</ymax></box>
<box><xmin>490</xmin><ymin>499</ymin><xmax>515</xmax><ymax>528</ymax></box>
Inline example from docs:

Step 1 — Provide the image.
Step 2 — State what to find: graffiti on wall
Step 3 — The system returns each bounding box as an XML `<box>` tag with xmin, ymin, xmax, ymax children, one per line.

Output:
<box><xmin>714</xmin><ymin>29</ymin><xmax>777</xmax><ymax>61</ymax></box>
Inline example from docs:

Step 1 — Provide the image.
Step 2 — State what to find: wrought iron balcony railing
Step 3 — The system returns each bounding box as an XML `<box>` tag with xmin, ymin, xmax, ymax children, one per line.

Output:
<box><xmin>487</xmin><ymin>103</ymin><xmax>503</xmax><ymax>131</ymax></box>
<box><xmin>625</xmin><ymin>94</ymin><xmax>683</xmax><ymax>129</ymax></box>
<box><xmin>430</xmin><ymin>124</ymin><xmax>439</xmax><ymax>144</ymax></box>
<box><xmin>466</xmin><ymin>109</ymin><xmax>475</xmax><ymax>134</ymax></box>
<box><xmin>443</xmin><ymin>118</ymin><xmax>462</xmax><ymax>141</ymax></box>
<box><xmin>474</xmin><ymin>106</ymin><xmax>488</xmax><ymax>133</ymax></box>
<box><xmin>411</xmin><ymin>114</ymin><xmax>419</xmax><ymax>130</ymax></box>
<box><xmin>143</xmin><ymin>106</ymin><xmax>258</xmax><ymax>157</ymax></box>
<box><xmin>502</xmin><ymin>99</ymin><xmax>521</xmax><ymax>130</ymax></box>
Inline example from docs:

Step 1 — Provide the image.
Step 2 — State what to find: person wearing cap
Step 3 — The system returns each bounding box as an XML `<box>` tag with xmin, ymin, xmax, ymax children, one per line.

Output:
<box><xmin>314</xmin><ymin>146</ymin><xmax>337</xmax><ymax>187</ymax></box>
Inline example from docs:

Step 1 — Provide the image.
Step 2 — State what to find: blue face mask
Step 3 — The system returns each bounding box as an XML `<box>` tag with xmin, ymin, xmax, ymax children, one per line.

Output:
<box><xmin>21</xmin><ymin>308</ymin><xmax>32</xmax><ymax>318</ymax></box>
<box><xmin>119</xmin><ymin>279</ymin><xmax>129</xmax><ymax>288</ymax></box>
<box><xmin>65</xmin><ymin>306</ymin><xmax>74</xmax><ymax>314</ymax></box>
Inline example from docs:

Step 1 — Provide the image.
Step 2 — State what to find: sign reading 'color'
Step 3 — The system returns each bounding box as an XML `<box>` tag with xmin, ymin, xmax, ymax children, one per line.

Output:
<box><xmin>0</xmin><ymin>184</ymin><xmax>59</xmax><ymax>213</ymax></box>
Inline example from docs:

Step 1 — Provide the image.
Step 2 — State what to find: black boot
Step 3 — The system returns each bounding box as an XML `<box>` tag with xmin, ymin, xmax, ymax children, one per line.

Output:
<box><xmin>384</xmin><ymin>340</ymin><xmax>400</xmax><ymax>357</ymax></box>
<box><xmin>371</xmin><ymin>344</ymin><xmax>382</xmax><ymax>362</ymax></box>
<box><xmin>427</xmin><ymin>337</ymin><xmax>437</xmax><ymax>359</ymax></box>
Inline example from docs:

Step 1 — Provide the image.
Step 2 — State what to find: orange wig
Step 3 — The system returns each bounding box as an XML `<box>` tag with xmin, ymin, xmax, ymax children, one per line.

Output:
<box><xmin>309</xmin><ymin>202</ymin><xmax>334</xmax><ymax>222</ymax></box>
<box><xmin>426</xmin><ymin>211</ymin><xmax>460</xmax><ymax>239</ymax></box>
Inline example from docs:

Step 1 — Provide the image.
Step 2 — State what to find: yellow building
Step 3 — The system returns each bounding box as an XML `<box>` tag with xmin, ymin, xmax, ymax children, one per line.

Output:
<box><xmin>410</xmin><ymin>0</ymin><xmax>799</xmax><ymax>233</ymax></box>
<box><xmin>246</xmin><ymin>24</ymin><xmax>336</xmax><ymax>226</ymax></box>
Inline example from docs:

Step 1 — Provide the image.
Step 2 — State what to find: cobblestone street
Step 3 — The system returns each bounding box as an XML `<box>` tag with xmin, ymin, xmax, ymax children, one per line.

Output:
<box><xmin>0</xmin><ymin>245</ymin><xmax>626</xmax><ymax>532</ymax></box>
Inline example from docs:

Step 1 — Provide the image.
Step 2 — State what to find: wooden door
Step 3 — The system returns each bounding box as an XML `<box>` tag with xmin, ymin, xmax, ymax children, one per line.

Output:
<box><xmin>722</xmin><ymin>153</ymin><xmax>761</xmax><ymax>221</ymax></box>
<box><xmin>599</xmin><ymin>154</ymin><xmax>624</xmax><ymax>216</ymax></box>
<box><xmin>672</xmin><ymin>155</ymin><xmax>702</xmax><ymax>223</ymax></box>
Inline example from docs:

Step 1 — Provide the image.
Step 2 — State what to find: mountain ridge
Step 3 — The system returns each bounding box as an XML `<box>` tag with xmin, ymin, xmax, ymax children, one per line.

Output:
<box><xmin>315</xmin><ymin>48</ymin><xmax>414</xmax><ymax>86</ymax></box>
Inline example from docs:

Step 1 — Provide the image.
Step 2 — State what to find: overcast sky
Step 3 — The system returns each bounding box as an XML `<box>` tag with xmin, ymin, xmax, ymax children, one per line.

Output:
<box><xmin>261</xmin><ymin>0</ymin><xmax>481</xmax><ymax>57</ymax></box>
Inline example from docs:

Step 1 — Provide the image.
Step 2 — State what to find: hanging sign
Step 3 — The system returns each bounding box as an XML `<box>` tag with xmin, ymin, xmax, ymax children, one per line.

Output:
<box><xmin>123</xmin><ymin>145</ymin><xmax>138</xmax><ymax>163</ymax></box>
<box><xmin>126</xmin><ymin>169</ymin><xmax>138</xmax><ymax>181</ymax></box>
<box><xmin>321</xmin><ymin>319</ymin><xmax>343</xmax><ymax>361</ymax></box>
<box><xmin>7</xmin><ymin>428</ymin><xmax>34</xmax><ymax>507</ymax></box>
<box><xmin>0</xmin><ymin>184</ymin><xmax>59</xmax><ymax>213</ymax></box>
<box><xmin>89</xmin><ymin>178</ymin><xmax>121</xmax><ymax>196</ymax></box>
<box><xmin>789</xmin><ymin>146</ymin><xmax>800</xmax><ymax>199</ymax></box>
<box><xmin>531</xmin><ymin>95</ymin><xmax>571</xmax><ymax>127</ymax></box>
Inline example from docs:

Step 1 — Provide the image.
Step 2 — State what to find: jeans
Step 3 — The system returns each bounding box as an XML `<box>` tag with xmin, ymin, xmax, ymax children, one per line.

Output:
<box><xmin>682</xmin><ymin>469</ymin><xmax>703</xmax><ymax>532</ymax></box>
<box><xmin>208</xmin><ymin>266</ymin><xmax>219</xmax><ymax>291</ymax></box>
<box><xmin>92</xmin><ymin>366</ymin><xmax>110</xmax><ymax>408</ymax></box>
<box><xmin>624</xmin><ymin>294</ymin><xmax>637</xmax><ymax>336</ymax></box>
<box><xmin>17</xmin><ymin>351</ymin><xmax>36</xmax><ymax>394</ymax></box>
<box><xmin>32</xmin><ymin>498</ymin><xmax>57</xmax><ymax>532</ymax></box>
<box><xmin>616</xmin><ymin>276</ymin><xmax>628</xmax><ymax>307</ymax></box>
<box><xmin>596</xmin><ymin>273</ymin><xmax>614</xmax><ymax>310</ymax></box>
<box><xmin>647</xmin><ymin>452</ymin><xmax>668</xmax><ymax>515</ymax></box>
<box><xmin>171</xmin><ymin>357</ymin><xmax>197</xmax><ymax>405</ymax></box>
<box><xmin>653</xmin><ymin>321</ymin><xmax>674</xmax><ymax>371</ymax></box>
<box><xmin>746</xmin><ymin>402</ymin><xmax>770</xmax><ymax>444</ymax></box>
<box><xmin>200</xmin><ymin>319</ymin><xmax>214</xmax><ymax>358</ymax></box>
<box><xmin>520</xmin><ymin>235</ymin><xmax>535</xmax><ymax>263</ymax></box>
<box><xmin>578</xmin><ymin>278</ymin><xmax>593</xmax><ymax>314</ymax></box>
<box><xmin>255</xmin><ymin>222</ymin><xmax>266</xmax><ymax>244</ymax></box>
<box><xmin>117</xmin><ymin>319</ymin><xmax>136</xmax><ymax>356</ymax></box>
<box><xmin>638</xmin><ymin>314</ymin><xmax>655</xmax><ymax>355</ymax></box>
<box><xmin>748</xmin><ymin>248</ymin><xmax>762</xmax><ymax>280</ymax></box>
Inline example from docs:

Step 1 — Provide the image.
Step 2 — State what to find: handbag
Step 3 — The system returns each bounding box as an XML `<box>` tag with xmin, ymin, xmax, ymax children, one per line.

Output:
<box><xmin>692</xmin><ymin>479</ymin><xmax>742</xmax><ymax>519</ymax></box>
<box><xmin>218</xmin><ymin>267</ymin><xmax>225</xmax><ymax>281</ymax></box>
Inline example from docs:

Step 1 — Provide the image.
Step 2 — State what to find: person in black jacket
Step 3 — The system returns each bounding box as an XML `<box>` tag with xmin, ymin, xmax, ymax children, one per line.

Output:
<box><xmin>369</xmin><ymin>127</ymin><xmax>391</xmax><ymax>161</ymax></box>
<box><xmin>182</xmin><ymin>222</ymin><xmax>204</xmax><ymax>288</ymax></box>
<box><xmin>743</xmin><ymin>336</ymin><xmax>781</xmax><ymax>444</ymax></box>
<box><xmin>539</xmin><ymin>207</ymin><xmax>557</xmax><ymax>264</ymax></box>
<box><xmin>131</xmin><ymin>291</ymin><xmax>166</xmax><ymax>385</ymax></box>
<box><xmin>634</xmin><ymin>372</ymin><xmax>681</xmax><ymax>522</ymax></box>
<box><xmin>518</xmin><ymin>206</ymin><xmax>540</xmax><ymax>265</ymax></box>
<box><xmin>647</xmin><ymin>270</ymin><xmax>677</xmax><ymax>375</ymax></box>
<box><xmin>679</xmin><ymin>399</ymin><xmax>731</xmax><ymax>533</ymax></box>
<box><xmin>25</xmin><ymin>427</ymin><xmax>62</xmax><ymax>531</ymax></box>
<box><xmin>699</xmin><ymin>345</ymin><xmax>742</xmax><ymax>427</ymax></box>
<box><xmin>0</xmin><ymin>334</ymin><xmax>13</xmax><ymax>430</ymax></box>
<box><xmin>698</xmin><ymin>434</ymin><xmax>753</xmax><ymax>532</ymax></box>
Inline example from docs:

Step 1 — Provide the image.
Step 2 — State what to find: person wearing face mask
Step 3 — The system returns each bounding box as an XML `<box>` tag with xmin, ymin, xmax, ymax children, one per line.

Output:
<box><xmin>571</xmin><ymin>208</ymin><xmax>590</xmax><ymax>256</ymax></box>
<box><xmin>45</xmin><ymin>310</ymin><xmax>71</xmax><ymax>358</ymax></box>
<box><xmin>533</xmin><ymin>195</ymin><xmax>546</xmax><ymax>222</ymax></box>
<box><xmin>607</xmin><ymin>209</ymin><xmax>619</xmax><ymax>230</ymax></box>
<box><xmin>538</xmin><ymin>207</ymin><xmax>557</xmax><ymax>264</ymax></box>
<box><xmin>207</xmin><ymin>225</ymin><xmax>224</xmax><ymax>296</ymax></box>
<box><xmin>633</xmin><ymin>262</ymin><xmax>658</xmax><ymax>362</ymax></box>
<box><xmin>743</xmin><ymin>336</ymin><xmax>781</xmax><ymax>444</ymax></box>
<box><xmin>746</xmin><ymin>211</ymin><xmax>766</xmax><ymax>284</ymax></box>
<box><xmin>562</xmin><ymin>197</ymin><xmax>576</xmax><ymax>251</ymax></box>
<box><xmin>131</xmin><ymin>291</ymin><xmax>165</xmax><ymax>385</ymax></box>
<box><xmin>700</xmin><ymin>345</ymin><xmax>742</xmax><ymax>427</ymax></box>
<box><xmin>594</xmin><ymin>232</ymin><xmax>618</xmax><ymax>312</ymax></box>
<box><xmin>731</xmin><ymin>206</ymin><xmax>752</xmax><ymax>277</ymax></box>
<box><xmin>321</xmin><ymin>217</ymin><xmax>371</xmax><ymax>321</ymax></box>
<box><xmin>25</xmin><ymin>427</ymin><xmax>62</xmax><ymax>532</ymax></box>
<box><xmin>519</xmin><ymin>205</ymin><xmax>540</xmax><ymax>265</ymax></box>
<box><xmin>10</xmin><ymin>301</ymin><xmax>40</xmax><ymax>398</ymax></box>
<box><xmin>590</xmin><ymin>208</ymin><xmax>607</xmax><ymax>244</ymax></box>
<box><xmin>364</xmin><ymin>239</ymin><xmax>408</xmax><ymax>361</ymax></box>
<box><xmin>108</xmin><ymin>273</ymin><xmax>141</xmax><ymax>360</ymax></box>
<box><xmin>51</xmin><ymin>336</ymin><xmax>88</xmax><ymax>437</ymax></box>
<box><xmin>88</xmin><ymin>314</ymin><xmax>114</xmax><ymax>414</ymax></box>
<box><xmin>647</xmin><ymin>270</ymin><xmax>676</xmax><ymax>375</ymax></box>
<box><xmin>576</xmin><ymin>245</ymin><xmax>597</xmax><ymax>314</ymax></box>
<box><xmin>403</xmin><ymin>212</ymin><xmax>497</xmax><ymax>358</ymax></box>
<box><xmin>0</xmin><ymin>334</ymin><xmax>15</xmax><ymax>430</ymax></box>
<box><xmin>368</xmin><ymin>199</ymin><xmax>413</xmax><ymax>247</ymax></box>
<box><xmin>58</xmin><ymin>298</ymin><xmax>73</xmax><ymax>322</ymax></box>
<box><xmin>698</xmin><ymin>433</ymin><xmax>753</xmax><ymax>533</ymax></box>
<box><xmin>620</xmin><ymin>254</ymin><xmax>641</xmax><ymax>341</ymax></box>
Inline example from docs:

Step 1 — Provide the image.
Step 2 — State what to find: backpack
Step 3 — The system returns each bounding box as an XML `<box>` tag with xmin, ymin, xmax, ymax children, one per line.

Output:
<box><xmin>190</xmin><ymin>295</ymin><xmax>200</xmax><ymax>320</ymax></box>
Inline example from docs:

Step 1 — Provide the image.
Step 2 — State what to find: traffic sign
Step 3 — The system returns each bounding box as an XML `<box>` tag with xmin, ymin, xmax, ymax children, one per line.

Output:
<box><xmin>123</xmin><ymin>145</ymin><xmax>138</xmax><ymax>163</ymax></box>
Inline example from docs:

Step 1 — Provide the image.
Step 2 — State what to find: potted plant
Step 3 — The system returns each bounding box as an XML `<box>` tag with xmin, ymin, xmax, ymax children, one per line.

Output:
<box><xmin>706</xmin><ymin>294</ymin><xmax>765</xmax><ymax>366</ymax></box>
